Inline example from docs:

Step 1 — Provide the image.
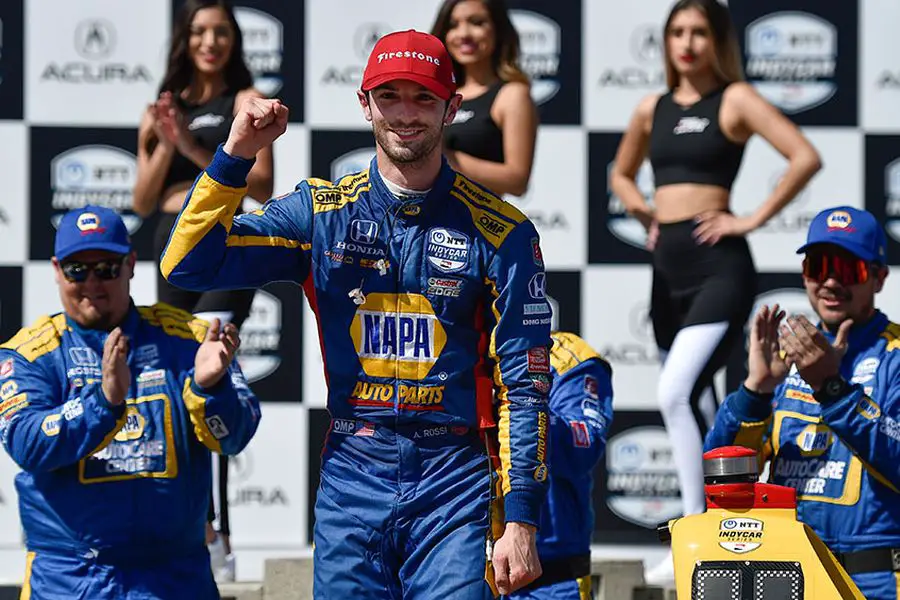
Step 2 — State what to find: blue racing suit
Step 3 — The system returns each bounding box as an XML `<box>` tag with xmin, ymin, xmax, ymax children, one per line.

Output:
<box><xmin>0</xmin><ymin>303</ymin><xmax>260</xmax><ymax>600</ymax></box>
<box><xmin>511</xmin><ymin>332</ymin><xmax>613</xmax><ymax>600</ymax></box>
<box><xmin>160</xmin><ymin>147</ymin><xmax>552</xmax><ymax>598</ymax></box>
<box><xmin>705</xmin><ymin>310</ymin><xmax>900</xmax><ymax>599</ymax></box>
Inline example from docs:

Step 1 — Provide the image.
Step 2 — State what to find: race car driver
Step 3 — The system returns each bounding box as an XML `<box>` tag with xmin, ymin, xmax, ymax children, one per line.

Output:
<box><xmin>0</xmin><ymin>205</ymin><xmax>261</xmax><ymax>600</ymax></box>
<box><xmin>705</xmin><ymin>206</ymin><xmax>900</xmax><ymax>599</ymax></box>
<box><xmin>509</xmin><ymin>331</ymin><xmax>613</xmax><ymax>600</ymax></box>
<box><xmin>160</xmin><ymin>29</ymin><xmax>551</xmax><ymax>599</ymax></box>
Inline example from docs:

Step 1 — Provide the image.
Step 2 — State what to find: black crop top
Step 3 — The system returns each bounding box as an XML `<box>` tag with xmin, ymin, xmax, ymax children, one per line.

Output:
<box><xmin>160</xmin><ymin>91</ymin><xmax>237</xmax><ymax>190</ymax></box>
<box><xmin>445</xmin><ymin>81</ymin><xmax>504</xmax><ymax>163</ymax></box>
<box><xmin>648</xmin><ymin>86</ymin><xmax>746</xmax><ymax>191</ymax></box>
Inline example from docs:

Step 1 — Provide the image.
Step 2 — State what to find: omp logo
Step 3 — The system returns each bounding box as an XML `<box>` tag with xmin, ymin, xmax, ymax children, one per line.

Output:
<box><xmin>478</xmin><ymin>214</ymin><xmax>507</xmax><ymax>237</ymax></box>
<box><xmin>509</xmin><ymin>10</ymin><xmax>560</xmax><ymax>105</ymax></box>
<box><xmin>237</xmin><ymin>290</ymin><xmax>282</xmax><ymax>383</ymax></box>
<box><xmin>349</xmin><ymin>293</ymin><xmax>447</xmax><ymax>380</ymax></box>
<box><xmin>41</xmin><ymin>19</ymin><xmax>151</xmax><ymax>84</ymax></box>
<box><xmin>606</xmin><ymin>426</ymin><xmax>681</xmax><ymax>528</ymax></box>
<box><xmin>331</xmin><ymin>147</ymin><xmax>376</xmax><ymax>181</ymax></box>
<box><xmin>50</xmin><ymin>146</ymin><xmax>141</xmax><ymax>234</ymax></box>
<box><xmin>114</xmin><ymin>406</ymin><xmax>145</xmax><ymax>442</ymax></box>
<box><xmin>606</xmin><ymin>159</ymin><xmax>654</xmax><ymax>249</ymax></box>
<box><xmin>745</xmin><ymin>12</ymin><xmax>838</xmax><ymax>114</ymax></box>
<box><xmin>234</xmin><ymin>7</ymin><xmax>284</xmax><ymax>97</ymax></box>
<box><xmin>884</xmin><ymin>158</ymin><xmax>900</xmax><ymax>242</ymax></box>
<box><xmin>75</xmin><ymin>20</ymin><xmax>115</xmax><ymax>59</ymax></box>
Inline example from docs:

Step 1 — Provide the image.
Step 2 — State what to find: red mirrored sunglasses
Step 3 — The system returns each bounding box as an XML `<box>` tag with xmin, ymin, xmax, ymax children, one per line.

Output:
<box><xmin>802</xmin><ymin>249</ymin><xmax>870</xmax><ymax>286</ymax></box>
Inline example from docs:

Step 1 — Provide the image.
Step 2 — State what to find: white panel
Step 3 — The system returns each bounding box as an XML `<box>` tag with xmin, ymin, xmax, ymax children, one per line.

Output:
<box><xmin>302</xmin><ymin>300</ymin><xmax>328</xmax><ymax>409</ymax></box>
<box><xmin>228</xmin><ymin>404</ymin><xmax>308</xmax><ymax>549</ymax></box>
<box><xmin>731</xmin><ymin>129</ymin><xmax>863</xmax><ymax>271</ymax></box>
<box><xmin>25</xmin><ymin>0</ymin><xmax>169</xmax><ymax>126</ymax></box>
<box><xmin>860</xmin><ymin>0</ymin><xmax>900</xmax><ymax>131</ymax></box>
<box><xmin>0</xmin><ymin>123</ymin><xmax>28</xmax><ymax>265</ymax></box>
<box><xmin>305</xmin><ymin>0</ymin><xmax>444</xmax><ymax>128</ymax></box>
<box><xmin>582</xmin><ymin>265</ymin><xmax>660</xmax><ymax>410</ymax></box>
<box><xmin>505</xmin><ymin>127</ymin><xmax>586</xmax><ymax>269</ymax></box>
<box><xmin>583</xmin><ymin>0</ymin><xmax>671</xmax><ymax>130</ymax></box>
<box><xmin>271</xmin><ymin>125</ymin><xmax>311</xmax><ymax>199</ymax></box>
<box><xmin>0</xmin><ymin>450</ymin><xmax>23</xmax><ymax>549</ymax></box>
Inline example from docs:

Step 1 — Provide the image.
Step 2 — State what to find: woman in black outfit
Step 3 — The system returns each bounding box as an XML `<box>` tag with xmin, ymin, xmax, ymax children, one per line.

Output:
<box><xmin>609</xmin><ymin>0</ymin><xmax>821</xmax><ymax>585</ymax></box>
<box><xmin>132</xmin><ymin>0</ymin><xmax>274</xmax><ymax>582</ymax></box>
<box><xmin>431</xmin><ymin>0</ymin><xmax>538</xmax><ymax>196</ymax></box>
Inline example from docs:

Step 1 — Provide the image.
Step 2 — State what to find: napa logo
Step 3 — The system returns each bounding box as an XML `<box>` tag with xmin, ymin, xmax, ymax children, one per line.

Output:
<box><xmin>76</xmin><ymin>212</ymin><xmax>102</xmax><ymax>231</ymax></box>
<box><xmin>826</xmin><ymin>210</ymin><xmax>852</xmax><ymax>230</ymax></box>
<box><xmin>796</xmin><ymin>423</ymin><xmax>831</xmax><ymax>456</ymax></box>
<box><xmin>114</xmin><ymin>406</ymin><xmax>145</xmax><ymax>442</ymax></box>
<box><xmin>856</xmin><ymin>396</ymin><xmax>881</xmax><ymax>420</ymax></box>
<box><xmin>349</xmin><ymin>293</ymin><xmax>447</xmax><ymax>380</ymax></box>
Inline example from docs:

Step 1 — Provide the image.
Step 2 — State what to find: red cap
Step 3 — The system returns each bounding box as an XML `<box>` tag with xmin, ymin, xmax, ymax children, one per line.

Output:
<box><xmin>361</xmin><ymin>30</ymin><xmax>457</xmax><ymax>100</ymax></box>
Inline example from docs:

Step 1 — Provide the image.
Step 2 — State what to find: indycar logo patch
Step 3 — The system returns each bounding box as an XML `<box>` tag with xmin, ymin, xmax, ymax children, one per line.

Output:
<box><xmin>425</xmin><ymin>228</ymin><xmax>469</xmax><ymax>273</ymax></box>
<box><xmin>718</xmin><ymin>518</ymin><xmax>763</xmax><ymax>554</ymax></box>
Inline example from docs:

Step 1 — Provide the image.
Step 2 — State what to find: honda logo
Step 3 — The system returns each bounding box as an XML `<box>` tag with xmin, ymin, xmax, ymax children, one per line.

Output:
<box><xmin>350</xmin><ymin>219</ymin><xmax>378</xmax><ymax>245</ymax></box>
<box><xmin>528</xmin><ymin>273</ymin><xmax>546</xmax><ymax>299</ymax></box>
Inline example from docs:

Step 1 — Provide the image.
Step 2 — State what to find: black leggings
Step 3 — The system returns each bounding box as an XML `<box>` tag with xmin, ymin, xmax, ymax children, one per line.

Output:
<box><xmin>650</xmin><ymin>220</ymin><xmax>757</xmax><ymax>516</ymax></box>
<box><xmin>155</xmin><ymin>212</ymin><xmax>253</xmax><ymax>536</ymax></box>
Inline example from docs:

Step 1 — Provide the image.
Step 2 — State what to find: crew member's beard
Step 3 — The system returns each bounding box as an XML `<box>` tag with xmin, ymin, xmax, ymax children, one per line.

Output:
<box><xmin>373</xmin><ymin>121</ymin><xmax>442</xmax><ymax>165</ymax></box>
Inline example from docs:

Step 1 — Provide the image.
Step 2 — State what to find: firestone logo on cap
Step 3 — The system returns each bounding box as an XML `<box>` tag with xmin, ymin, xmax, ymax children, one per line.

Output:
<box><xmin>825</xmin><ymin>210</ymin><xmax>853</xmax><ymax>231</ymax></box>
<box><xmin>377</xmin><ymin>50</ymin><xmax>442</xmax><ymax>66</ymax></box>
<box><xmin>76</xmin><ymin>212</ymin><xmax>106</xmax><ymax>233</ymax></box>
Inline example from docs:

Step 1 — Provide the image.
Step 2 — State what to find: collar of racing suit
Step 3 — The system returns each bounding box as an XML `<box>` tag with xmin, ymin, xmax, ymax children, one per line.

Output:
<box><xmin>366</xmin><ymin>155</ymin><xmax>458</xmax><ymax>218</ymax></box>
<box><xmin>819</xmin><ymin>309</ymin><xmax>888</xmax><ymax>365</ymax></box>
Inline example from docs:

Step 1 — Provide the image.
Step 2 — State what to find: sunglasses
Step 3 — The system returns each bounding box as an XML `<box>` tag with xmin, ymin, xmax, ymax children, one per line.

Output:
<box><xmin>802</xmin><ymin>250</ymin><xmax>871</xmax><ymax>286</ymax></box>
<box><xmin>61</xmin><ymin>257</ymin><xmax>125</xmax><ymax>283</ymax></box>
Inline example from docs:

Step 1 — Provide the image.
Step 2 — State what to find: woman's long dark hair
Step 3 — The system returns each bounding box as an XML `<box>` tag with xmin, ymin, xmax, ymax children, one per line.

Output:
<box><xmin>663</xmin><ymin>0</ymin><xmax>744</xmax><ymax>89</ymax></box>
<box><xmin>431</xmin><ymin>0</ymin><xmax>529</xmax><ymax>86</ymax></box>
<box><xmin>157</xmin><ymin>0</ymin><xmax>253</xmax><ymax>99</ymax></box>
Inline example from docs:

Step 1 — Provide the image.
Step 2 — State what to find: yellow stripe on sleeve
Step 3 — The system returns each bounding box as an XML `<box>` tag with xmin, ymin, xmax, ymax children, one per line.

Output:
<box><xmin>160</xmin><ymin>173</ymin><xmax>246</xmax><ymax>280</ymax></box>
<box><xmin>182</xmin><ymin>378</ymin><xmax>223</xmax><ymax>453</ymax></box>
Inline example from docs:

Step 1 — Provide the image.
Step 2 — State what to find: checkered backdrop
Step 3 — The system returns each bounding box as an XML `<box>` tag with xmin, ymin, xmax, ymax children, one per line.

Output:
<box><xmin>0</xmin><ymin>0</ymin><xmax>898</xmax><ymax>581</ymax></box>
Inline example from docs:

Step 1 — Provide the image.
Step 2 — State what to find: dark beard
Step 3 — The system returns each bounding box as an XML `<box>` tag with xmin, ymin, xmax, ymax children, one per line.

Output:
<box><xmin>373</xmin><ymin>122</ymin><xmax>442</xmax><ymax>165</ymax></box>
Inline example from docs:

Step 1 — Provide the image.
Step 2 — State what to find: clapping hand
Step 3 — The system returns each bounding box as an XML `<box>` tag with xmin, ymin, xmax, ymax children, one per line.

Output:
<box><xmin>778</xmin><ymin>315</ymin><xmax>851</xmax><ymax>392</ymax></box>
<box><xmin>194</xmin><ymin>319</ymin><xmax>241</xmax><ymax>390</ymax></box>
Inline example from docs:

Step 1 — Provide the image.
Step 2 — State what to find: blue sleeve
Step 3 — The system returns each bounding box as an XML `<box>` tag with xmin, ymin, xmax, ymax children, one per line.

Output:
<box><xmin>0</xmin><ymin>351</ymin><xmax>126</xmax><ymax>472</ymax></box>
<box><xmin>819</xmin><ymin>360</ymin><xmax>900</xmax><ymax>490</ymax></box>
<box><xmin>181</xmin><ymin>359</ymin><xmax>261</xmax><ymax>456</ymax></box>
<box><xmin>704</xmin><ymin>384</ymin><xmax>775</xmax><ymax>453</ymax></box>
<box><xmin>160</xmin><ymin>145</ymin><xmax>313</xmax><ymax>291</ymax></box>
<box><xmin>547</xmin><ymin>359</ymin><xmax>613</xmax><ymax>480</ymax></box>
<box><xmin>485</xmin><ymin>220</ymin><xmax>552</xmax><ymax>527</ymax></box>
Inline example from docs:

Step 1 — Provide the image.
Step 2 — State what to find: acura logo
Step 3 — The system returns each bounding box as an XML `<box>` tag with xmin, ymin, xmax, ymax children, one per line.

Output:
<box><xmin>75</xmin><ymin>19</ymin><xmax>116</xmax><ymax>59</ymax></box>
<box><xmin>631</xmin><ymin>25</ymin><xmax>662</xmax><ymax>64</ymax></box>
<box><xmin>354</xmin><ymin>23</ymin><xmax>391</xmax><ymax>61</ymax></box>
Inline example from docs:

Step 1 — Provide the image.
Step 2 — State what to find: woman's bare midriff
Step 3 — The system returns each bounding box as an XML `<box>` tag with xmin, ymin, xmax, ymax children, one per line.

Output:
<box><xmin>653</xmin><ymin>183</ymin><xmax>731</xmax><ymax>223</ymax></box>
<box><xmin>158</xmin><ymin>182</ymin><xmax>194</xmax><ymax>214</ymax></box>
